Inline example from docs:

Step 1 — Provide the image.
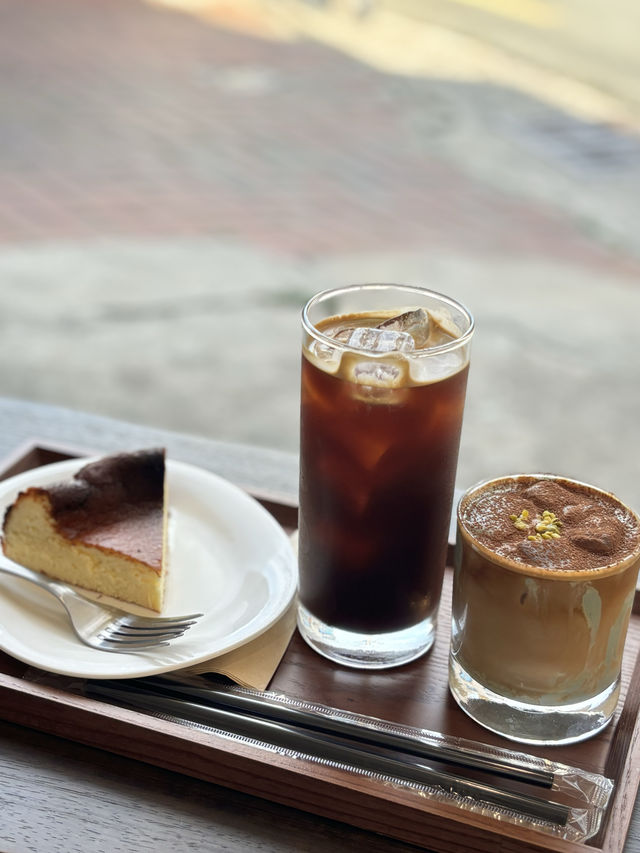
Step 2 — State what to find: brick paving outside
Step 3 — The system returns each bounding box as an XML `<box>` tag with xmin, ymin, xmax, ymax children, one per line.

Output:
<box><xmin>1</xmin><ymin>0</ymin><xmax>640</xmax><ymax>508</ymax></box>
<box><xmin>0</xmin><ymin>0</ymin><xmax>638</xmax><ymax>270</ymax></box>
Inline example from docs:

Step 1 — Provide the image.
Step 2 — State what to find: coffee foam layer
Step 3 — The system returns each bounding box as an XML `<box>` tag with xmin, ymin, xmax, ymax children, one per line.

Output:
<box><xmin>459</xmin><ymin>476</ymin><xmax>640</xmax><ymax>574</ymax></box>
<box><xmin>306</xmin><ymin>309</ymin><xmax>469</xmax><ymax>387</ymax></box>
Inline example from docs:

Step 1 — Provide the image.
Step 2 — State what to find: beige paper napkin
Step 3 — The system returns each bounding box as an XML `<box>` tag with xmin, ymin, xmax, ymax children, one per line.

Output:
<box><xmin>179</xmin><ymin>597</ymin><xmax>298</xmax><ymax>690</ymax></box>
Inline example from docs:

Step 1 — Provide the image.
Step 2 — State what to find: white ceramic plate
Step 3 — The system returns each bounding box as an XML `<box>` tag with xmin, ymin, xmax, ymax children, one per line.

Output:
<box><xmin>0</xmin><ymin>457</ymin><xmax>298</xmax><ymax>679</ymax></box>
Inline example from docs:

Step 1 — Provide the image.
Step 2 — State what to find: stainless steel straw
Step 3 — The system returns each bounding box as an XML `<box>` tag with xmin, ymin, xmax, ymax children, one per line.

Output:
<box><xmin>148</xmin><ymin>676</ymin><xmax>555</xmax><ymax>787</ymax></box>
<box><xmin>87</xmin><ymin>679</ymin><xmax>570</xmax><ymax>827</ymax></box>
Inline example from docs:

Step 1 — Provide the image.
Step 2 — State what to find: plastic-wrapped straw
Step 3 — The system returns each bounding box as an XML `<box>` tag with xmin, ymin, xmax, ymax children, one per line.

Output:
<box><xmin>88</xmin><ymin>676</ymin><xmax>613</xmax><ymax>843</ymax></box>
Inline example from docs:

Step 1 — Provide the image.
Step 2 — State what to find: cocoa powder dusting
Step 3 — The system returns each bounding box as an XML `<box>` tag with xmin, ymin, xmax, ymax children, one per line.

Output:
<box><xmin>460</xmin><ymin>476</ymin><xmax>640</xmax><ymax>572</ymax></box>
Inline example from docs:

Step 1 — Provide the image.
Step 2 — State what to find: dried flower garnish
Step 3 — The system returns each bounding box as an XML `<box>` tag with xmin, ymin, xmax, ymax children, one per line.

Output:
<box><xmin>527</xmin><ymin>510</ymin><xmax>563</xmax><ymax>542</ymax></box>
<box><xmin>510</xmin><ymin>509</ymin><xmax>530</xmax><ymax>531</ymax></box>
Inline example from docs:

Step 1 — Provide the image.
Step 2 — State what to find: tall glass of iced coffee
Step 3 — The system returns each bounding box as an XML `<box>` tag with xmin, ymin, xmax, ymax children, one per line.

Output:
<box><xmin>298</xmin><ymin>283</ymin><xmax>474</xmax><ymax>668</ymax></box>
<box><xmin>450</xmin><ymin>474</ymin><xmax>640</xmax><ymax>744</ymax></box>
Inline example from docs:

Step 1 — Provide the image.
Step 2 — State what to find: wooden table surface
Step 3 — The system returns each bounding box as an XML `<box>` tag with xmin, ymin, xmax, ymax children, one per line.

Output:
<box><xmin>0</xmin><ymin>396</ymin><xmax>638</xmax><ymax>853</ymax></box>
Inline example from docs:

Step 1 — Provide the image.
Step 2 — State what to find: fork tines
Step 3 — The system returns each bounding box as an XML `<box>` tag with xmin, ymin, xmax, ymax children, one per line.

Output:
<box><xmin>98</xmin><ymin>613</ymin><xmax>203</xmax><ymax>647</ymax></box>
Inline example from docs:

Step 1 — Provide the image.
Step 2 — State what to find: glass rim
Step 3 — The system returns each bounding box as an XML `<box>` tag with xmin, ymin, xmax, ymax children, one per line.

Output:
<box><xmin>456</xmin><ymin>473</ymin><xmax>640</xmax><ymax>579</ymax></box>
<box><xmin>301</xmin><ymin>283</ymin><xmax>474</xmax><ymax>357</ymax></box>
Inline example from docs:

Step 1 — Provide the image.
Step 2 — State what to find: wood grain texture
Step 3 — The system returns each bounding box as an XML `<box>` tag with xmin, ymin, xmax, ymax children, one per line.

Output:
<box><xmin>0</xmin><ymin>719</ymin><xmax>418</xmax><ymax>853</ymax></box>
<box><xmin>0</xmin><ymin>668</ymin><xmax>594</xmax><ymax>853</ymax></box>
<box><xmin>0</xmin><ymin>397</ymin><xmax>639</xmax><ymax>853</ymax></box>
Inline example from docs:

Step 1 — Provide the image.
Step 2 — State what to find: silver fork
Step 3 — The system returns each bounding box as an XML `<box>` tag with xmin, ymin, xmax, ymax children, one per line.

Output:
<box><xmin>0</xmin><ymin>557</ymin><xmax>203</xmax><ymax>653</ymax></box>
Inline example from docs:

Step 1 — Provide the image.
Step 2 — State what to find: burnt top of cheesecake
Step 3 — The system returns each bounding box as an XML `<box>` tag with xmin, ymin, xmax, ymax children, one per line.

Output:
<box><xmin>45</xmin><ymin>449</ymin><xmax>165</xmax><ymax>515</ymax></box>
<box><xmin>5</xmin><ymin>448</ymin><xmax>166</xmax><ymax>570</ymax></box>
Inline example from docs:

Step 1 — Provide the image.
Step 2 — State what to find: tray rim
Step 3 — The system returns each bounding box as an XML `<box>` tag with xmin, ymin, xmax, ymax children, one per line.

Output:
<box><xmin>0</xmin><ymin>439</ymin><xmax>638</xmax><ymax>853</ymax></box>
<box><xmin>0</xmin><ymin>663</ymin><xmax>596</xmax><ymax>853</ymax></box>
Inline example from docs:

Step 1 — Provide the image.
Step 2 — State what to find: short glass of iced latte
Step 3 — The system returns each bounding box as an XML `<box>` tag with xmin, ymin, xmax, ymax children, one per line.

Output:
<box><xmin>450</xmin><ymin>474</ymin><xmax>640</xmax><ymax>744</ymax></box>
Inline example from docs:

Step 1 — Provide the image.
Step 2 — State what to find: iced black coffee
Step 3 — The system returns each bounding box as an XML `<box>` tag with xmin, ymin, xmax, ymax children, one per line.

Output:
<box><xmin>298</xmin><ymin>284</ymin><xmax>474</xmax><ymax>668</ymax></box>
<box><xmin>450</xmin><ymin>474</ymin><xmax>640</xmax><ymax>744</ymax></box>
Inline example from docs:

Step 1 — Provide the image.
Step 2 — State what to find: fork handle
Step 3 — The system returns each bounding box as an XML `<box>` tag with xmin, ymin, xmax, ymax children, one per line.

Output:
<box><xmin>0</xmin><ymin>556</ymin><xmax>71</xmax><ymax>602</ymax></box>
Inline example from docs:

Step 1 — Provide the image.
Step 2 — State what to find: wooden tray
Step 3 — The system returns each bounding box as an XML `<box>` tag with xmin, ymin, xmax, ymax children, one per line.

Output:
<box><xmin>0</xmin><ymin>442</ymin><xmax>639</xmax><ymax>853</ymax></box>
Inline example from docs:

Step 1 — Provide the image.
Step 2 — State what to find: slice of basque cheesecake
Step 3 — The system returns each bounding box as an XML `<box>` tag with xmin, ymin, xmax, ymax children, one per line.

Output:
<box><xmin>1</xmin><ymin>448</ymin><xmax>168</xmax><ymax>612</ymax></box>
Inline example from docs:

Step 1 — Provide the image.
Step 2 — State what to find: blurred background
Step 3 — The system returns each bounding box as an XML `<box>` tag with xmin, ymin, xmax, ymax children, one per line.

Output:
<box><xmin>1</xmin><ymin>0</ymin><xmax>639</xmax><ymax>507</ymax></box>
